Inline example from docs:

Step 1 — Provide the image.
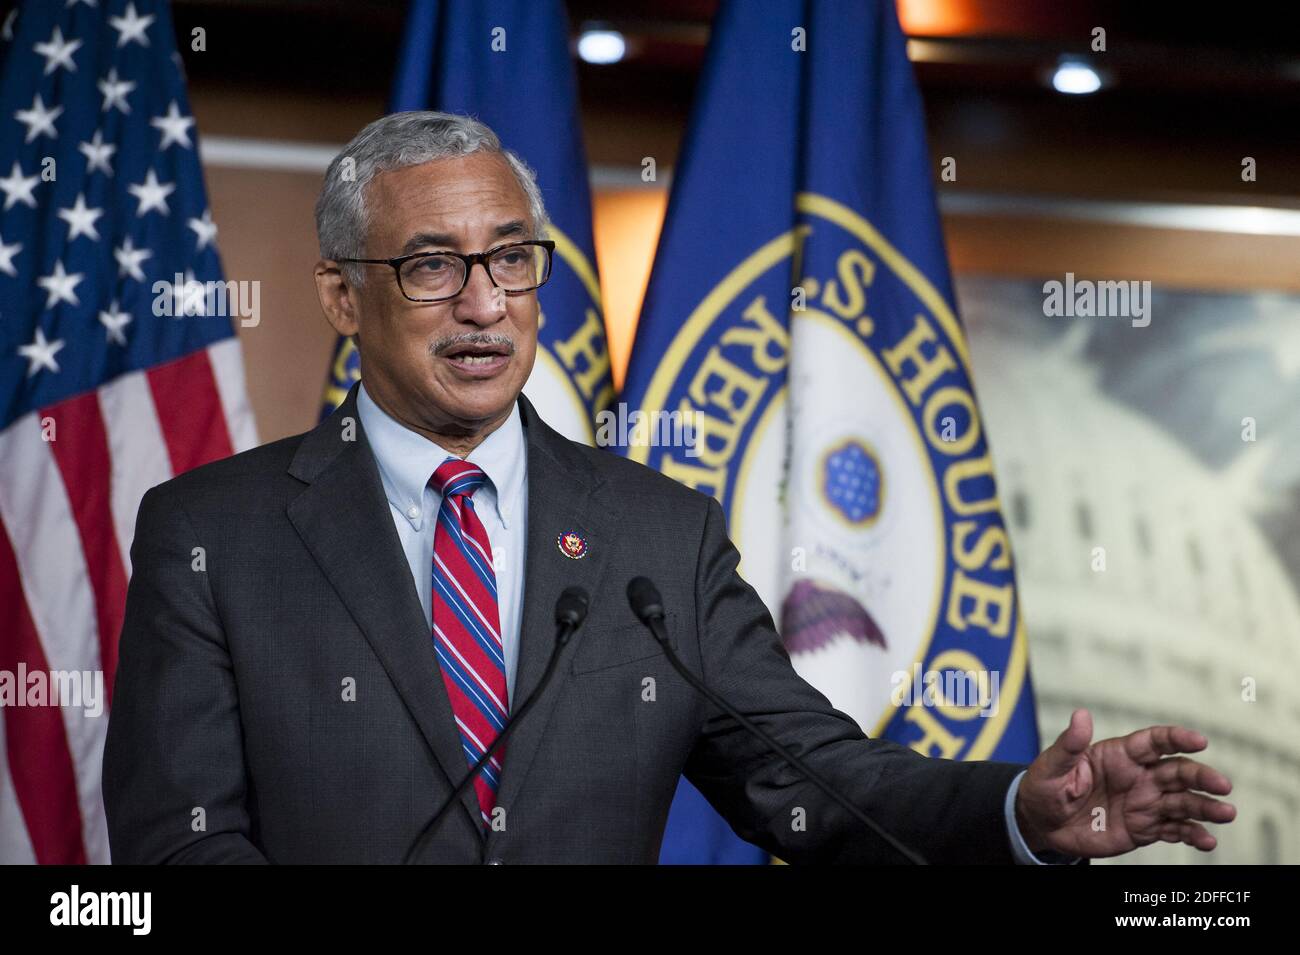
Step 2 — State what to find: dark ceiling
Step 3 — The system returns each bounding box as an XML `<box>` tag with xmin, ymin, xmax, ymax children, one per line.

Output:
<box><xmin>169</xmin><ymin>0</ymin><xmax>1300</xmax><ymax>198</ymax></box>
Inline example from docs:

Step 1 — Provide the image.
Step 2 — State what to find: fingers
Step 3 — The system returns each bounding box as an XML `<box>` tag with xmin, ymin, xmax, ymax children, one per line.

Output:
<box><xmin>1144</xmin><ymin>767</ymin><xmax>1235</xmax><ymax>855</ymax></box>
<box><xmin>1153</xmin><ymin>756</ymin><xmax>1233</xmax><ymax>796</ymax></box>
<box><xmin>1125</xmin><ymin>724</ymin><xmax>1209</xmax><ymax>764</ymax></box>
<box><xmin>1069</xmin><ymin>708</ymin><xmax>1093</xmax><ymax>749</ymax></box>
<box><xmin>1160</xmin><ymin>791</ymin><xmax>1238</xmax><ymax>825</ymax></box>
<box><xmin>1038</xmin><ymin>708</ymin><xmax>1094</xmax><ymax>777</ymax></box>
<box><xmin>1157</xmin><ymin>821</ymin><xmax>1217</xmax><ymax>851</ymax></box>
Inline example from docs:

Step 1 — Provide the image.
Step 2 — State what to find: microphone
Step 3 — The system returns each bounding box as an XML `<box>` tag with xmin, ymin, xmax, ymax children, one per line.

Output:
<box><xmin>403</xmin><ymin>585</ymin><xmax>590</xmax><ymax>864</ymax></box>
<box><xmin>626</xmin><ymin>576</ymin><xmax>929</xmax><ymax>865</ymax></box>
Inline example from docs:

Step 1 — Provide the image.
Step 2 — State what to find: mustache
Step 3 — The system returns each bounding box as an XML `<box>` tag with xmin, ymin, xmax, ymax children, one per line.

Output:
<box><xmin>430</xmin><ymin>332</ymin><xmax>517</xmax><ymax>356</ymax></box>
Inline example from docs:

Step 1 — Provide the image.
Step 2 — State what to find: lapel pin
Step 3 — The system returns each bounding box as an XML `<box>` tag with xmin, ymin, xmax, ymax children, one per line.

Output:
<box><xmin>557</xmin><ymin>530</ymin><xmax>588</xmax><ymax>560</ymax></box>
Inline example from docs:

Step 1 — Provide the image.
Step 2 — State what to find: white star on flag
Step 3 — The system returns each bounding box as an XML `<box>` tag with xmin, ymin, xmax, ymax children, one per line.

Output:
<box><xmin>127</xmin><ymin>168</ymin><xmax>175</xmax><ymax>217</ymax></box>
<box><xmin>99</xmin><ymin>301</ymin><xmax>132</xmax><ymax>345</ymax></box>
<box><xmin>98</xmin><ymin>67</ymin><xmax>136</xmax><ymax>113</ymax></box>
<box><xmin>18</xmin><ymin>328</ymin><xmax>66</xmax><ymax>377</ymax></box>
<box><xmin>109</xmin><ymin>2</ymin><xmax>154</xmax><ymax>48</ymax></box>
<box><xmin>0</xmin><ymin>233</ymin><xmax>21</xmax><ymax>276</ymax></box>
<box><xmin>15</xmin><ymin>93</ymin><xmax>63</xmax><ymax>143</ymax></box>
<box><xmin>34</xmin><ymin>25</ymin><xmax>83</xmax><ymax>75</ymax></box>
<box><xmin>0</xmin><ymin>162</ymin><xmax>39</xmax><ymax>211</ymax></box>
<box><xmin>114</xmin><ymin>235</ymin><xmax>152</xmax><ymax>280</ymax></box>
<box><xmin>188</xmin><ymin>209</ymin><xmax>218</xmax><ymax>249</ymax></box>
<box><xmin>36</xmin><ymin>261</ymin><xmax>84</xmax><ymax>309</ymax></box>
<box><xmin>79</xmin><ymin>130</ymin><xmax>116</xmax><ymax>176</ymax></box>
<box><xmin>57</xmin><ymin>194</ymin><xmax>104</xmax><ymax>242</ymax></box>
<box><xmin>150</xmin><ymin>100</ymin><xmax>195</xmax><ymax>150</ymax></box>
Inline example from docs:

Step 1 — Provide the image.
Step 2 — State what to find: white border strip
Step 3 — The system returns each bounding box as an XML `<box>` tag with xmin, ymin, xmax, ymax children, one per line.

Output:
<box><xmin>200</xmin><ymin>136</ymin><xmax>341</xmax><ymax>172</ymax></box>
<box><xmin>200</xmin><ymin>135</ymin><xmax>670</xmax><ymax>189</ymax></box>
<box><xmin>940</xmin><ymin>191</ymin><xmax>1300</xmax><ymax>237</ymax></box>
<box><xmin>199</xmin><ymin>135</ymin><xmax>1300</xmax><ymax>235</ymax></box>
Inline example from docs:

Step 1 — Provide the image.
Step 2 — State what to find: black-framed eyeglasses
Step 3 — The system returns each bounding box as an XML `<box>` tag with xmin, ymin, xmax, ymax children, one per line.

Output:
<box><xmin>337</xmin><ymin>239</ymin><xmax>555</xmax><ymax>303</ymax></box>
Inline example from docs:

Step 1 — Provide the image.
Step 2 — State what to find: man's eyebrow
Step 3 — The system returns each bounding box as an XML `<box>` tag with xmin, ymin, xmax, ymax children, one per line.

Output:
<box><xmin>398</xmin><ymin>221</ymin><xmax>531</xmax><ymax>256</ymax></box>
<box><xmin>399</xmin><ymin>231</ymin><xmax>456</xmax><ymax>255</ymax></box>
<box><xmin>492</xmin><ymin>220</ymin><xmax>529</xmax><ymax>239</ymax></box>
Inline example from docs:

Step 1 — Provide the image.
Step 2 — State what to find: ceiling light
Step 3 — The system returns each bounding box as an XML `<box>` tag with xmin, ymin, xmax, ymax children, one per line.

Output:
<box><xmin>578</xmin><ymin>28</ymin><xmax>626</xmax><ymax>65</ymax></box>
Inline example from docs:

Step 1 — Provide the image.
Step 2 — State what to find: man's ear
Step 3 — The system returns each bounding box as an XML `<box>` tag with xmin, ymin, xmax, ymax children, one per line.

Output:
<box><xmin>314</xmin><ymin>259</ymin><xmax>361</xmax><ymax>336</ymax></box>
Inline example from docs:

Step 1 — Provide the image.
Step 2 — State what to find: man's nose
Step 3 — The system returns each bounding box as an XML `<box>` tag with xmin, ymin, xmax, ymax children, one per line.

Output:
<box><xmin>452</xmin><ymin>259</ymin><xmax>507</xmax><ymax>325</ymax></box>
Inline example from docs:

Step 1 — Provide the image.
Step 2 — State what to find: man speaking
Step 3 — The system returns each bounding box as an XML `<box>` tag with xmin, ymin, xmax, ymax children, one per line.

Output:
<box><xmin>102</xmin><ymin>112</ymin><xmax>1236</xmax><ymax>864</ymax></box>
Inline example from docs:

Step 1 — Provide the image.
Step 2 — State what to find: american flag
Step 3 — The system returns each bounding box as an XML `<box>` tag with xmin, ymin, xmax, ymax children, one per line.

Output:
<box><xmin>0</xmin><ymin>0</ymin><xmax>256</xmax><ymax>863</ymax></box>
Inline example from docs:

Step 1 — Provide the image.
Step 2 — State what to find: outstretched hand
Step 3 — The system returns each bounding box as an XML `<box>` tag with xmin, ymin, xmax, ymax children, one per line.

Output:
<box><xmin>1015</xmin><ymin>709</ymin><xmax>1236</xmax><ymax>859</ymax></box>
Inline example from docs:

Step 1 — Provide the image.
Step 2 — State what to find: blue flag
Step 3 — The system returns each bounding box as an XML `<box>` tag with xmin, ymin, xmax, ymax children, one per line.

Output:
<box><xmin>622</xmin><ymin>0</ymin><xmax>1042</xmax><ymax>863</ymax></box>
<box><xmin>321</xmin><ymin>0</ymin><xmax>612</xmax><ymax>440</ymax></box>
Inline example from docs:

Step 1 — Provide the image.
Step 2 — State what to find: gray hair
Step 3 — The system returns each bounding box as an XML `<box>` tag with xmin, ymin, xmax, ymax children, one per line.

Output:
<box><xmin>315</xmin><ymin>111</ymin><xmax>550</xmax><ymax>286</ymax></box>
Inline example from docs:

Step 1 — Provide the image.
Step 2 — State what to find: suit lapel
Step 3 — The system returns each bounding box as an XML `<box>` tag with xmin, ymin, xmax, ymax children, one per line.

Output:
<box><xmin>285</xmin><ymin>385</ymin><xmax>483</xmax><ymax>835</ymax></box>
<box><xmin>485</xmin><ymin>394</ymin><xmax>611</xmax><ymax>847</ymax></box>
<box><xmin>285</xmin><ymin>386</ymin><xmax>614</xmax><ymax>848</ymax></box>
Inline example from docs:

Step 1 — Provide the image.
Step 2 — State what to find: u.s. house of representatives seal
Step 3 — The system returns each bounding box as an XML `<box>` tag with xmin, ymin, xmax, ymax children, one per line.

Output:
<box><xmin>630</xmin><ymin>193</ymin><xmax>1029</xmax><ymax>760</ymax></box>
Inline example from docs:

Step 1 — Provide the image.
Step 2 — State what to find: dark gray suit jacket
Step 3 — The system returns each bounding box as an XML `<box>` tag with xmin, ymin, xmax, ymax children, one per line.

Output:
<box><xmin>102</xmin><ymin>383</ymin><xmax>1027</xmax><ymax>864</ymax></box>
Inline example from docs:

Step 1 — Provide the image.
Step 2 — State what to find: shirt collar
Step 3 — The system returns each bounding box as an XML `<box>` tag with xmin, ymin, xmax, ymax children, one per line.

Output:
<box><xmin>357</xmin><ymin>381</ymin><xmax>526</xmax><ymax>531</ymax></box>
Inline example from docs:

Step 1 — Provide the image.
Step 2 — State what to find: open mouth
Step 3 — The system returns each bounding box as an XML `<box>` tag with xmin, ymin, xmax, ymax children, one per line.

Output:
<box><xmin>441</xmin><ymin>341</ymin><xmax>512</xmax><ymax>374</ymax></box>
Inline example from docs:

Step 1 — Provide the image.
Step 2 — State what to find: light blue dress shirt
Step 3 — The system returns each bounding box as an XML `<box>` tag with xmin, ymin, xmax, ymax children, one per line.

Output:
<box><xmin>357</xmin><ymin>382</ymin><xmax>1065</xmax><ymax>864</ymax></box>
<box><xmin>357</xmin><ymin>382</ymin><xmax>528</xmax><ymax>704</ymax></box>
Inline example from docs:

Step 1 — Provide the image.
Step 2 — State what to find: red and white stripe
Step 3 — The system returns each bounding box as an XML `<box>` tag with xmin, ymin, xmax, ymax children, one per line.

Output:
<box><xmin>0</xmin><ymin>338</ymin><xmax>257</xmax><ymax>864</ymax></box>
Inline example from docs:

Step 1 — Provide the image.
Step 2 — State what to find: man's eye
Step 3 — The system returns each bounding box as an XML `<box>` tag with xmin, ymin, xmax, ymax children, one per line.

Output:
<box><xmin>416</xmin><ymin>257</ymin><xmax>452</xmax><ymax>272</ymax></box>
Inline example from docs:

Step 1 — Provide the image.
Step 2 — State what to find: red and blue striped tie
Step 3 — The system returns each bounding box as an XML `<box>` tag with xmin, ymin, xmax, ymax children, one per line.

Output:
<box><xmin>429</xmin><ymin>458</ymin><xmax>508</xmax><ymax>828</ymax></box>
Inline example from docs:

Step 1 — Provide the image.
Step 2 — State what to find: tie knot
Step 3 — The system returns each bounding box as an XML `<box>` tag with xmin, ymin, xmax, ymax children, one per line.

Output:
<box><xmin>430</xmin><ymin>457</ymin><xmax>489</xmax><ymax>499</ymax></box>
